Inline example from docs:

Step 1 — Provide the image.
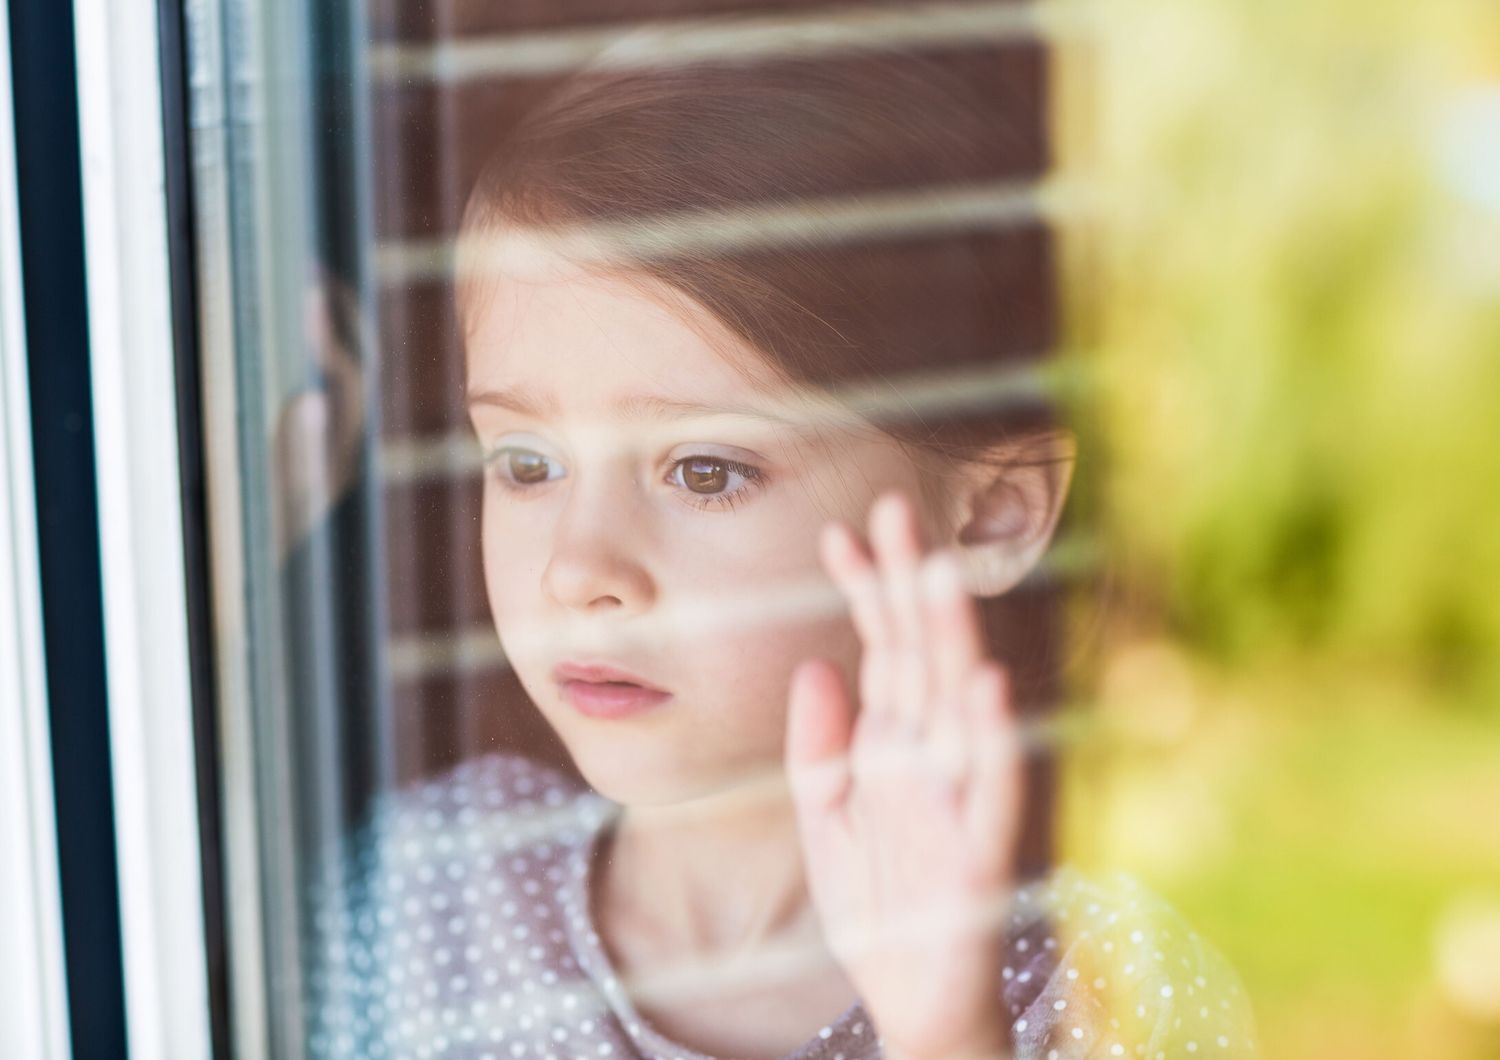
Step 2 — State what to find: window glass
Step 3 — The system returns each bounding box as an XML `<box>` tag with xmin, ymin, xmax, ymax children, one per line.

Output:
<box><xmin>182</xmin><ymin>2</ymin><xmax>1500</xmax><ymax>1059</ymax></box>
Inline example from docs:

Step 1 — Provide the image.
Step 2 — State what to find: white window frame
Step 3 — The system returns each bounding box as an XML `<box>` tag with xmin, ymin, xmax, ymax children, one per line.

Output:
<box><xmin>72</xmin><ymin>0</ymin><xmax>214</xmax><ymax>1056</ymax></box>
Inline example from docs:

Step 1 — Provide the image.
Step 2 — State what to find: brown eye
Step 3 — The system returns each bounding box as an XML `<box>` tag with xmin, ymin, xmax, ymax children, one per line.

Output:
<box><xmin>681</xmin><ymin>457</ymin><xmax>729</xmax><ymax>494</ymax></box>
<box><xmin>501</xmin><ymin>448</ymin><xmax>559</xmax><ymax>485</ymax></box>
<box><xmin>669</xmin><ymin>455</ymin><xmax>764</xmax><ymax>507</ymax></box>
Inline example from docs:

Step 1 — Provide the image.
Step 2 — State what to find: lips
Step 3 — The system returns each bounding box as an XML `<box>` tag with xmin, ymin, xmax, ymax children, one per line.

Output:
<box><xmin>552</xmin><ymin>661</ymin><xmax>671</xmax><ymax>719</ymax></box>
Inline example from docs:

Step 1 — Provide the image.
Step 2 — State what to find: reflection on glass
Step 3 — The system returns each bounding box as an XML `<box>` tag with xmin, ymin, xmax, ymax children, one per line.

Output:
<box><xmin>184</xmin><ymin>0</ymin><xmax>1500</xmax><ymax>1055</ymax></box>
<box><xmin>268</xmin><ymin>26</ymin><xmax>1256</xmax><ymax>1060</ymax></box>
<box><xmin>147</xmin><ymin>0</ymin><xmax>1500</xmax><ymax>1056</ymax></box>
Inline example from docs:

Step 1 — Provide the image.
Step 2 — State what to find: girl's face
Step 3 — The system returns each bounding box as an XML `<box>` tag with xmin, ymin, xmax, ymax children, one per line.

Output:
<box><xmin>465</xmin><ymin>261</ymin><xmax>938</xmax><ymax>806</ymax></box>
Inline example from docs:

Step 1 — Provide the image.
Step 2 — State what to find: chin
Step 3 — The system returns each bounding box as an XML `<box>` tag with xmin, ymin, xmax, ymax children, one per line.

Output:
<box><xmin>567</xmin><ymin>746</ymin><xmax>762</xmax><ymax>809</ymax></box>
<box><xmin>575</xmin><ymin>768</ymin><xmax>694</xmax><ymax>808</ymax></box>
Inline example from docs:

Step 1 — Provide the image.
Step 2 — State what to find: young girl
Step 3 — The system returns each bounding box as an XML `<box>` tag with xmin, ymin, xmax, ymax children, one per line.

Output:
<box><xmin>309</xmin><ymin>44</ymin><xmax>1257</xmax><ymax>1060</ymax></box>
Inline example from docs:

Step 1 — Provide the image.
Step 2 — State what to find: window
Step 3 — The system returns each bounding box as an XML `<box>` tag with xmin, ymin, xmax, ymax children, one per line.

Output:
<box><xmin>7</xmin><ymin>2</ymin><xmax>1497</xmax><ymax>1058</ymax></box>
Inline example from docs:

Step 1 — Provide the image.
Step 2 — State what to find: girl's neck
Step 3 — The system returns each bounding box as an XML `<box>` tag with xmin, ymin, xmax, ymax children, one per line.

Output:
<box><xmin>587</xmin><ymin>779</ymin><xmax>862</xmax><ymax>1059</ymax></box>
<box><xmin>595</xmin><ymin>770</ymin><xmax>821</xmax><ymax>963</ymax></box>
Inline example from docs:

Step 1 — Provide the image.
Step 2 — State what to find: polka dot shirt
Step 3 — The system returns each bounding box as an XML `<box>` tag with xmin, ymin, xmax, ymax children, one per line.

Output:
<box><xmin>306</xmin><ymin>754</ymin><xmax>1259</xmax><ymax>1059</ymax></box>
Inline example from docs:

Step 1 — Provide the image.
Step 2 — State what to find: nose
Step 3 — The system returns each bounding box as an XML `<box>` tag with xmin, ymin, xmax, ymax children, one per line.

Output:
<box><xmin>541</xmin><ymin>479</ymin><xmax>656</xmax><ymax>614</ymax></box>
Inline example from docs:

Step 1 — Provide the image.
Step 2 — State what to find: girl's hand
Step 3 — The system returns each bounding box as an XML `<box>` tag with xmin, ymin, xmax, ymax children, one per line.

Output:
<box><xmin>273</xmin><ymin>273</ymin><xmax>367</xmax><ymax>561</ymax></box>
<box><xmin>785</xmin><ymin>492</ymin><xmax>1022</xmax><ymax>1060</ymax></box>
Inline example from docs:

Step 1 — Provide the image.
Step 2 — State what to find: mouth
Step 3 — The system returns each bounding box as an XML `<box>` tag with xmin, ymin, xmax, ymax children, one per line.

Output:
<box><xmin>552</xmin><ymin>661</ymin><xmax>672</xmax><ymax>719</ymax></box>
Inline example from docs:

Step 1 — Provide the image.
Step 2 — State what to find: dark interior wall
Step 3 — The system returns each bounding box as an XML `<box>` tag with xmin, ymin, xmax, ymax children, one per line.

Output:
<box><xmin>367</xmin><ymin>0</ymin><xmax>1063</xmax><ymax>874</ymax></box>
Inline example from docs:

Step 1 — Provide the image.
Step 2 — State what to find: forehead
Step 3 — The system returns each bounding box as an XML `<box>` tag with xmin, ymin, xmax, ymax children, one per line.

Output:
<box><xmin>464</xmin><ymin>261</ymin><xmax>784</xmax><ymax>413</ymax></box>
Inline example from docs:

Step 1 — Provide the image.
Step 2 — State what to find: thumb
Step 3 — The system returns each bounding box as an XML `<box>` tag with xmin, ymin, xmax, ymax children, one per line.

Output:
<box><xmin>785</xmin><ymin>658</ymin><xmax>855</xmax><ymax>820</ymax></box>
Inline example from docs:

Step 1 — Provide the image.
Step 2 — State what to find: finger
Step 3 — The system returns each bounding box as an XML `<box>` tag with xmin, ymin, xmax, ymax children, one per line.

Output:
<box><xmin>302</xmin><ymin>282</ymin><xmax>366</xmax><ymax>470</ymax></box>
<box><xmin>819</xmin><ymin>522</ymin><xmax>895</xmax><ymax>723</ymax></box>
<box><xmin>920</xmin><ymin>549</ymin><xmax>986</xmax><ymax>705</ymax></box>
<box><xmin>819</xmin><ymin>520</ymin><xmax>891</xmax><ymax>652</ymax></box>
<box><xmin>963</xmin><ymin>664</ymin><xmax>1022</xmax><ymax>874</ymax></box>
<box><xmin>785</xmin><ymin>658</ymin><xmax>856</xmax><ymax>825</ymax></box>
<box><xmin>868</xmin><ymin>492</ymin><xmax>929</xmax><ymax>732</ymax></box>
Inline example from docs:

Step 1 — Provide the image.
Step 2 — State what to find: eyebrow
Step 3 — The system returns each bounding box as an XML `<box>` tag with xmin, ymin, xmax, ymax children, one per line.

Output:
<box><xmin>465</xmin><ymin>385</ymin><xmax>557</xmax><ymax>418</ymax></box>
<box><xmin>465</xmin><ymin>386</ymin><xmax>791</xmax><ymax>425</ymax></box>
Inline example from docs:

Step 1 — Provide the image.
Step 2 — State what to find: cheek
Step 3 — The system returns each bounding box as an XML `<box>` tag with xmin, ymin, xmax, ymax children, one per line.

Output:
<box><xmin>676</xmin><ymin>510</ymin><xmax>860</xmax><ymax>677</ymax></box>
<box><xmin>666</xmin><ymin>508</ymin><xmax>814</xmax><ymax>588</ymax></box>
<box><xmin>679</xmin><ymin>608</ymin><xmax>862</xmax><ymax>774</ymax></box>
<box><xmin>653</xmin><ymin>491</ymin><xmax>859</xmax><ymax>664</ymax></box>
<box><xmin>732</xmin><ymin>612</ymin><xmax>861</xmax><ymax>693</ymax></box>
<box><xmin>479</xmin><ymin>489</ymin><xmax>549</xmax><ymax>628</ymax></box>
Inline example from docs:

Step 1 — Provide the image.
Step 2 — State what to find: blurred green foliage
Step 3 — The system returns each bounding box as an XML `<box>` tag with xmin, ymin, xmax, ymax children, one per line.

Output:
<box><xmin>1084</xmin><ymin>0</ymin><xmax>1500</xmax><ymax>683</ymax></box>
<box><xmin>1056</xmin><ymin>0</ymin><xmax>1500</xmax><ymax>1056</ymax></box>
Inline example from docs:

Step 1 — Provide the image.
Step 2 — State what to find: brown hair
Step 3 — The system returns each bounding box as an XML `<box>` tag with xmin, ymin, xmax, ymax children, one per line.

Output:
<box><xmin>458</xmin><ymin>43</ymin><xmax>1066</xmax><ymax>872</ymax></box>
<box><xmin>460</xmin><ymin>47</ymin><xmax>1057</xmax><ymax>437</ymax></box>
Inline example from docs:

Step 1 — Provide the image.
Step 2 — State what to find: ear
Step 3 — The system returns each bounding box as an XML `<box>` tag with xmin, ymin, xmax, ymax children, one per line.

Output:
<box><xmin>941</xmin><ymin>430</ymin><xmax>1076</xmax><ymax>597</ymax></box>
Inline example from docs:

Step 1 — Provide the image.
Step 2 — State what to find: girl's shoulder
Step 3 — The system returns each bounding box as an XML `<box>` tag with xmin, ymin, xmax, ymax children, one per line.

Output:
<box><xmin>378</xmin><ymin>751</ymin><xmax>595</xmax><ymax>824</ymax></box>
<box><xmin>307</xmin><ymin>752</ymin><xmax>610</xmax><ymax>947</ymax></box>
<box><xmin>304</xmin><ymin>753</ymin><xmax>612</xmax><ymax>1056</ymax></box>
<box><xmin>1005</xmin><ymin>866</ymin><xmax>1261</xmax><ymax>1059</ymax></box>
<box><xmin>346</xmin><ymin>752</ymin><xmax>608</xmax><ymax>871</ymax></box>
